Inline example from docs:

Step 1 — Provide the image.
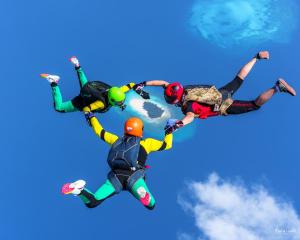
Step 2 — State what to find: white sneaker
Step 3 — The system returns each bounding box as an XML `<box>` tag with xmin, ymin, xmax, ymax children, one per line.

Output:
<box><xmin>69</xmin><ymin>56</ymin><xmax>80</xmax><ymax>67</ymax></box>
<box><xmin>61</xmin><ymin>180</ymin><xmax>86</xmax><ymax>195</ymax></box>
<box><xmin>40</xmin><ymin>74</ymin><xmax>60</xmax><ymax>84</ymax></box>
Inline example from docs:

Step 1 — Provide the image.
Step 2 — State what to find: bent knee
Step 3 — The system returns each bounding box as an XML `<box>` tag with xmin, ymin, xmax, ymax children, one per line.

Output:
<box><xmin>252</xmin><ymin>101</ymin><xmax>261</xmax><ymax>110</ymax></box>
<box><xmin>54</xmin><ymin>108</ymin><xmax>66</xmax><ymax>113</ymax></box>
<box><xmin>85</xmin><ymin>203</ymin><xmax>98</xmax><ymax>209</ymax></box>
<box><xmin>54</xmin><ymin>104</ymin><xmax>66</xmax><ymax>113</ymax></box>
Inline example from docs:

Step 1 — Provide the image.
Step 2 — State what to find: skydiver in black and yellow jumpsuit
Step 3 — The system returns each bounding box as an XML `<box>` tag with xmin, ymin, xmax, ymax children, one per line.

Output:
<box><xmin>41</xmin><ymin>56</ymin><xmax>149</xmax><ymax>114</ymax></box>
<box><xmin>61</xmin><ymin>114</ymin><xmax>173</xmax><ymax>210</ymax></box>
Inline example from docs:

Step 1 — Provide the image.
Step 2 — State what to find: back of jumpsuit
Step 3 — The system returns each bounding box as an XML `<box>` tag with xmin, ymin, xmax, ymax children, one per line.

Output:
<box><xmin>78</xmin><ymin>115</ymin><xmax>173</xmax><ymax>210</ymax></box>
<box><xmin>50</xmin><ymin>66</ymin><xmax>135</xmax><ymax>113</ymax></box>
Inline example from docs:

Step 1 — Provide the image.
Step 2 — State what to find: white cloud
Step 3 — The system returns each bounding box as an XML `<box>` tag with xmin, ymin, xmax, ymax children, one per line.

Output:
<box><xmin>178</xmin><ymin>173</ymin><xmax>300</xmax><ymax>240</ymax></box>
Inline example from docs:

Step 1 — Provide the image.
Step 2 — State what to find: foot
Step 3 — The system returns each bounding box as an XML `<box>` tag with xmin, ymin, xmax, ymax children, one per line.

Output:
<box><xmin>137</xmin><ymin>187</ymin><xmax>151</xmax><ymax>206</ymax></box>
<box><xmin>276</xmin><ymin>78</ymin><xmax>296</xmax><ymax>96</ymax></box>
<box><xmin>69</xmin><ymin>56</ymin><xmax>80</xmax><ymax>67</ymax></box>
<box><xmin>40</xmin><ymin>74</ymin><xmax>60</xmax><ymax>84</ymax></box>
<box><xmin>256</xmin><ymin>51</ymin><xmax>269</xmax><ymax>60</ymax></box>
<box><xmin>61</xmin><ymin>180</ymin><xmax>86</xmax><ymax>195</ymax></box>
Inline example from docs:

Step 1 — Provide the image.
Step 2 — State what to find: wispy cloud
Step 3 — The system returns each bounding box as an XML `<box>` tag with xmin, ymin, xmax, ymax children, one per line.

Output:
<box><xmin>178</xmin><ymin>173</ymin><xmax>300</xmax><ymax>240</ymax></box>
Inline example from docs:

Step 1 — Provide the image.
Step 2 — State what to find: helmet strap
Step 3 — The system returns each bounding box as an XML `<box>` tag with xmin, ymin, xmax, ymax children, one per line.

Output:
<box><xmin>120</xmin><ymin>104</ymin><xmax>127</xmax><ymax>111</ymax></box>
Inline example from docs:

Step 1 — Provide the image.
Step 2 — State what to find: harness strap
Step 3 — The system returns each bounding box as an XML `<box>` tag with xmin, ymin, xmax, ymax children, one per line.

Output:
<box><xmin>107</xmin><ymin>171</ymin><xmax>123</xmax><ymax>193</ymax></box>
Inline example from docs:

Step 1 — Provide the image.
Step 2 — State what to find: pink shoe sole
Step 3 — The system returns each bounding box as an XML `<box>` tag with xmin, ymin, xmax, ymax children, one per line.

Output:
<box><xmin>140</xmin><ymin>192</ymin><xmax>151</xmax><ymax>206</ymax></box>
<box><xmin>40</xmin><ymin>73</ymin><xmax>49</xmax><ymax>78</ymax></box>
<box><xmin>61</xmin><ymin>183</ymin><xmax>74</xmax><ymax>195</ymax></box>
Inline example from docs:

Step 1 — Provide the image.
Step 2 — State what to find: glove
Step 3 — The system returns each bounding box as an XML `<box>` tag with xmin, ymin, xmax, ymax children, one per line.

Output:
<box><xmin>84</xmin><ymin>111</ymin><xmax>95</xmax><ymax>126</ymax></box>
<box><xmin>133</xmin><ymin>82</ymin><xmax>150</xmax><ymax>100</ymax></box>
<box><xmin>164</xmin><ymin>119</ymin><xmax>184</xmax><ymax>135</ymax></box>
<box><xmin>133</xmin><ymin>82</ymin><xmax>146</xmax><ymax>91</ymax></box>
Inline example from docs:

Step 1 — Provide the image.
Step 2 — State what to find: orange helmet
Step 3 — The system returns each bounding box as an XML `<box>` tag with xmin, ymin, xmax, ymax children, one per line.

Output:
<box><xmin>124</xmin><ymin>117</ymin><xmax>144</xmax><ymax>138</ymax></box>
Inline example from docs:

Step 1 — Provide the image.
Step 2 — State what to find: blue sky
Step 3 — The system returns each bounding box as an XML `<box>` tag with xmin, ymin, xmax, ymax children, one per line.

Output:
<box><xmin>1</xmin><ymin>0</ymin><xmax>300</xmax><ymax>239</ymax></box>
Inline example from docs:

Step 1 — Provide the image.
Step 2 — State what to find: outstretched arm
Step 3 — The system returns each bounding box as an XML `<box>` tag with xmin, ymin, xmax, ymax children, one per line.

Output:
<box><xmin>141</xmin><ymin>133</ymin><xmax>173</xmax><ymax>154</ymax></box>
<box><xmin>132</xmin><ymin>80</ymin><xmax>169</xmax><ymax>99</ymax></box>
<box><xmin>165</xmin><ymin>112</ymin><xmax>195</xmax><ymax>134</ymax></box>
<box><xmin>181</xmin><ymin>112</ymin><xmax>195</xmax><ymax>126</ymax></box>
<box><xmin>145</xmin><ymin>80</ymin><xmax>169</xmax><ymax>88</ymax></box>
<box><xmin>84</xmin><ymin>111</ymin><xmax>119</xmax><ymax>145</ymax></box>
<box><xmin>120</xmin><ymin>82</ymin><xmax>135</xmax><ymax>93</ymax></box>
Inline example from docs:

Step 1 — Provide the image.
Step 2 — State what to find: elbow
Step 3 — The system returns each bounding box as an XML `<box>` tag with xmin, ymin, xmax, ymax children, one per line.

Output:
<box><xmin>166</xmin><ymin>141</ymin><xmax>173</xmax><ymax>150</ymax></box>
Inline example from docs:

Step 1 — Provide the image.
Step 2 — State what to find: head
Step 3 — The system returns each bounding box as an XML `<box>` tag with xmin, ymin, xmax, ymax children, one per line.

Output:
<box><xmin>108</xmin><ymin>87</ymin><xmax>126</xmax><ymax>109</ymax></box>
<box><xmin>124</xmin><ymin>117</ymin><xmax>144</xmax><ymax>138</ymax></box>
<box><xmin>164</xmin><ymin>82</ymin><xmax>184</xmax><ymax>105</ymax></box>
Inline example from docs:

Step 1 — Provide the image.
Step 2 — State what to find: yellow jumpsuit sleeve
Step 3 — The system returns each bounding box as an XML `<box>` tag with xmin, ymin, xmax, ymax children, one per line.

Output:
<box><xmin>89</xmin><ymin>116</ymin><xmax>119</xmax><ymax>145</ymax></box>
<box><xmin>82</xmin><ymin>100</ymin><xmax>105</xmax><ymax>112</ymax></box>
<box><xmin>120</xmin><ymin>82</ymin><xmax>135</xmax><ymax>93</ymax></box>
<box><xmin>140</xmin><ymin>133</ymin><xmax>173</xmax><ymax>154</ymax></box>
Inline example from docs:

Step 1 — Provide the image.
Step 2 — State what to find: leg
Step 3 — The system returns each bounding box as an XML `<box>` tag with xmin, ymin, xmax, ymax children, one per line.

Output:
<box><xmin>237</xmin><ymin>51</ymin><xmax>269</xmax><ymax>80</ymax></box>
<box><xmin>219</xmin><ymin>51</ymin><xmax>269</xmax><ymax>97</ymax></box>
<box><xmin>129</xmin><ymin>178</ymin><xmax>156</xmax><ymax>210</ymax></box>
<box><xmin>248</xmin><ymin>78</ymin><xmax>296</xmax><ymax>107</ymax></box>
<box><xmin>69</xmin><ymin>57</ymin><xmax>89</xmax><ymax>88</ymax></box>
<box><xmin>219</xmin><ymin>76</ymin><xmax>244</xmax><ymax>97</ymax></box>
<box><xmin>226</xmin><ymin>100</ymin><xmax>260</xmax><ymax>115</ymax></box>
<box><xmin>75</xmin><ymin>66</ymin><xmax>88</xmax><ymax>88</ymax></box>
<box><xmin>79</xmin><ymin>179</ymin><xmax>116</xmax><ymax>208</ymax></box>
<box><xmin>254</xmin><ymin>87</ymin><xmax>277</xmax><ymax>107</ymax></box>
<box><xmin>51</xmin><ymin>83</ymin><xmax>79</xmax><ymax>113</ymax></box>
<box><xmin>236</xmin><ymin>57</ymin><xmax>258</xmax><ymax>80</ymax></box>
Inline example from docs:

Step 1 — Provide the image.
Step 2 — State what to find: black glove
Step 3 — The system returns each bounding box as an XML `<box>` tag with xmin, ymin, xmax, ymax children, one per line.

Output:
<box><xmin>133</xmin><ymin>81</ymin><xmax>146</xmax><ymax>91</ymax></box>
<box><xmin>84</xmin><ymin>111</ymin><xmax>95</xmax><ymax>126</ymax></box>
<box><xmin>164</xmin><ymin>119</ymin><xmax>184</xmax><ymax>135</ymax></box>
<box><xmin>133</xmin><ymin>82</ymin><xmax>150</xmax><ymax>100</ymax></box>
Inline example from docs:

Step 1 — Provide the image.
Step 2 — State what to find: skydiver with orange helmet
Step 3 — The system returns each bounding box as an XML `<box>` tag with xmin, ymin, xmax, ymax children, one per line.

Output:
<box><xmin>61</xmin><ymin>112</ymin><xmax>173</xmax><ymax>210</ymax></box>
<box><xmin>133</xmin><ymin>51</ymin><xmax>296</xmax><ymax>133</ymax></box>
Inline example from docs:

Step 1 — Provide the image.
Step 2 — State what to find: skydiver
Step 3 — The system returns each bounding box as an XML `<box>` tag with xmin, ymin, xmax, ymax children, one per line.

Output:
<box><xmin>61</xmin><ymin>114</ymin><xmax>173</xmax><ymax>210</ymax></box>
<box><xmin>133</xmin><ymin>51</ymin><xmax>296</xmax><ymax>133</ymax></box>
<box><xmin>41</xmin><ymin>57</ymin><xmax>149</xmax><ymax>114</ymax></box>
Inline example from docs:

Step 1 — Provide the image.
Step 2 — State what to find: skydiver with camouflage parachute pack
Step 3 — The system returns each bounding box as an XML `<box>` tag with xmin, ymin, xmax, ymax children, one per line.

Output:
<box><xmin>133</xmin><ymin>51</ymin><xmax>296</xmax><ymax>133</ymax></box>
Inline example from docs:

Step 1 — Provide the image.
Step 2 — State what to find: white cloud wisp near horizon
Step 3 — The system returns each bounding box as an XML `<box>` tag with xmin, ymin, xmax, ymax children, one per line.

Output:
<box><xmin>178</xmin><ymin>173</ymin><xmax>300</xmax><ymax>240</ymax></box>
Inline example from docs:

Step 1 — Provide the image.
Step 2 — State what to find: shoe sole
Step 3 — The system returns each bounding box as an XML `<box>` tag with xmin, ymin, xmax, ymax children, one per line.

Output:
<box><xmin>40</xmin><ymin>73</ymin><xmax>49</xmax><ymax>78</ymax></box>
<box><xmin>279</xmin><ymin>78</ymin><xmax>296</xmax><ymax>96</ymax></box>
<box><xmin>61</xmin><ymin>183</ymin><xmax>74</xmax><ymax>195</ymax></box>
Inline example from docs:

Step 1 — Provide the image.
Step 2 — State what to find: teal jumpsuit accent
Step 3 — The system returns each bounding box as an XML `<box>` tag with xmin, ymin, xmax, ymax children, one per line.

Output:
<box><xmin>79</xmin><ymin>178</ymin><xmax>155</xmax><ymax>209</ymax></box>
<box><xmin>75</xmin><ymin>116</ymin><xmax>173</xmax><ymax>210</ymax></box>
<box><xmin>51</xmin><ymin>67</ymin><xmax>88</xmax><ymax>113</ymax></box>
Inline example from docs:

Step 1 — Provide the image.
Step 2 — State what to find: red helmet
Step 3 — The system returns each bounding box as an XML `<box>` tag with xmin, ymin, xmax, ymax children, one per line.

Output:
<box><xmin>164</xmin><ymin>82</ymin><xmax>184</xmax><ymax>104</ymax></box>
